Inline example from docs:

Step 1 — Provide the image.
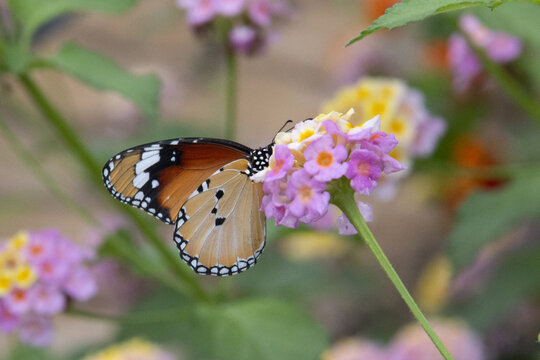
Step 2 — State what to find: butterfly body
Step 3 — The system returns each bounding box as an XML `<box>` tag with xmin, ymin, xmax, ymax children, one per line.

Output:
<box><xmin>102</xmin><ymin>137</ymin><xmax>273</xmax><ymax>276</ymax></box>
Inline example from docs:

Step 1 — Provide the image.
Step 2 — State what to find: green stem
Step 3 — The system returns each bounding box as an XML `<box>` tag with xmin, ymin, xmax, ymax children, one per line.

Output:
<box><xmin>18</xmin><ymin>73</ymin><xmax>210</xmax><ymax>302</ymax></box>
<box><xmin>18</xmin><ymin>74</ymin><xmax>103</xmax><ymax>186</ymax></box>
<box><xmin>329</xmin><ymin>178</ymin><xmax>455</xmax><ymax>360</ymax></box>
<box><xmin>0</xmin><ymin>114</ymin><xmax>97</xmax><ymax>224</ymax></box>
<box><xmin>225</xmin><ymin>48</ymin><xmax>237</xmax><ymax>140</ymax></box>
<box><xmin>466</xmin><ymin>36</ymin><xmax>540</xmax><ymax>125</ymax></box>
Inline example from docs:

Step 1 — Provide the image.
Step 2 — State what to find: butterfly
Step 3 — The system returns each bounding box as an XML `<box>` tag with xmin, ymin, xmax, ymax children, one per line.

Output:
<box><xmin>102</xmin><ymin>137</ymin><xmax>273</xmax><ymax>276</ymax></box>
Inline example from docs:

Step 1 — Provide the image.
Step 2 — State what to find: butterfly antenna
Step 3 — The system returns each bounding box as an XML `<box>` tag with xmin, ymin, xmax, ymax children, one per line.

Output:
<box><xmin>270</xmin><ymin>120</ymin><xmax>294</xmax><ymax>144</ymax></box>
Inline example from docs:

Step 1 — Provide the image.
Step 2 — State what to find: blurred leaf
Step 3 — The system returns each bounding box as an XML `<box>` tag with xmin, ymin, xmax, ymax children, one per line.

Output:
<box><xmin>2</xmin><ymin>42</ymin><xmax>34</xmax><ymax>74</ymax></box>
<box><xmin>7</xmin><ymin>344</ymin><xmax>52</xmax><ymax>360</ymax></box>
<box><xmin>452</xmin><ymin>243</ymin><xmax>540</xmax><ymax>330</ymax></box>
<box><xmin>347</xmin><ymin>0</ymin><xmax>540</xmax><ymax>45</ymax></box>
<box><xmin>40</xmin><ymin>43</ymin><xmax>160</xmax><ymax>119</ymax></box>
<box><xmin>447</xmin><ymin>168</ymin><xmax>540</xmax><ymax>271</ymax></box>
<box><xmin>8</xmin><ymin>0</ymin><xmax>136</xmax><ymax>46</ymax></box>
<box><xmin>114</xmin><ymin>287</ymin><xmax>200</xmax><ymax>357</ymax></box>
<box><xmin>197</xmin><ymin>298</ymin><xmax>328</xmax><ymax>360</ymax></box>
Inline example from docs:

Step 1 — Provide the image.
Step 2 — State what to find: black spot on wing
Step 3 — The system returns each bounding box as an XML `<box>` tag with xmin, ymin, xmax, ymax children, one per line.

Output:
<box><xmin>215</xmin><ymin>217</ymin><xmax>226</xmax><ymax>226</ymax></box>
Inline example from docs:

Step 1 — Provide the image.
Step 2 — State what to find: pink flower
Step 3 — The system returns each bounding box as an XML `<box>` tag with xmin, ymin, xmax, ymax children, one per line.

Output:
<box><xmin>324</xmin><ymin>338</ymin><xmax>387</xmax><ymax>360</ymax></box>
<box><xmin>363</xmin><ymin>132</ymin><xmax>399</xmax><ymax>155</ymax></box>
<box><xmin>345</xmin><ymin>149</ymin><xmax>381</xmax><ymax>195</ymax></box>
<box><xmin>31</xmin><ymin>284</ymin><xmax>66</xmax><ymax>315</ymax></box>
<box><xmin>285</xmin><ymin>169</ymin><xmax>330</xmax><ymax>223</ymax></box>
<box><xmin>249</xmin><ymin>0</ymin><xmax>273</xmax><ymax>27</ymax></box>
<box><xmin>3</xmin><ymin>288</ymin><xmax>33</xmax><ymax>315</ymax></box>
<box><xmin>387</xmin><ymin>319</ymin><xmax>486</xmax><ymax>360</ymax></box>
<box><xmin>229</xmin><ymin>26</ymin><xmax>258</xmax><ymax>54</ymax></box>
<box><xmin>35</xmin><ymin>258</ymin><xmax>69</xmax><ymax>284</ymax></box>
<box><xmin>337</xmin><ymin>201</ymin><xmax>373</xmax><ymax>235</ymax></box>
<box><xmin>178</xmin><ymin>0</ymin><xmax>217</xmax><ymax>26</ymax></box>
<box><xmin>485</xmin><ymin>33</ymin><xmax>522</xmax><ymax>63</ymax></box>
<box><xmin>410</xmin><ymin>114</ymin><xmax>446</xmax><ymax>157</ymax></box>
<box><xmin>63</xmin><ymin>266</ymin><xmax>97</xmax><ymax>301</ymax></box>
<box><xmin>216</xmin><ymin>0</ymin><xmax>246</xmax><ymax>16</ymax></box>
<box><xmin>0</xmin><ymin>302</ymin><xmax>19</xmax><ymax>333</ymax></box>
<box><xmin>304</xmin><ymin>135</ymin><xmax>348</xmax><ymax>182</ymax></box>
<box><xmin>448</xmin><ymin>35</ymin><xmax>482</xmax><ymax>93</ymax></box>
<box><xmin>265</xmin><ymin>144</ymin><xmax>294</xmax><ymax>182</ymax></box>
<box><xmin>19</xmin><ymin>316</ymin><xmax>54</xmax><ymax>347</ymax></box>
<box><xmin>0</xmin><ymin>229</ymin><xmax>97</xmax><ymax>346</ymax></box>
<box><xmin>449</xmin><ymin>14</ymin><xmax>522</xmax><ymax>92</ymax></box>
<box><xmin>258</xmin><ymin>111</ymin><xmax>405</xmax><ymax>229</ymax></box>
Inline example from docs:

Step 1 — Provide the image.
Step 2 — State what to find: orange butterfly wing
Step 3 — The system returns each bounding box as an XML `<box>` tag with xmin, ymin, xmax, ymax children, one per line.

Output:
<box><xmin>102</xmin><ymin>138</ymin><xmax>251</xmax><ymax>224</ymax></box>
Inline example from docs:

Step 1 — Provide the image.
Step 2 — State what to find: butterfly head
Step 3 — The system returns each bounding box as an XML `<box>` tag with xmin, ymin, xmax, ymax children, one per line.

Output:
<box><xmin>247</xmin><ymin>144</ymin><xmax>273</xmax><ymax>176</ymax></box>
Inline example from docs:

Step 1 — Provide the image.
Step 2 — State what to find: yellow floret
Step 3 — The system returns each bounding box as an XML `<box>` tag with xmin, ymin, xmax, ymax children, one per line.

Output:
<box><xmin>0</xmin><ymin>275</ymin><xmax>12</xmax><ymax>296</ymax></box>
<box><xmin>14</xmin><ymin>265</ymin><xmax>37</xmax><ymax>289</ymax></box>
<box><xmin>82</xmin><ymin>338</ymin><xmax>171</xmax><ymax>360</ymax></box>
<box><xmin>8</xmin><ymin>231</ymin><xmax>29</xmax><ymax>250</ymax></box>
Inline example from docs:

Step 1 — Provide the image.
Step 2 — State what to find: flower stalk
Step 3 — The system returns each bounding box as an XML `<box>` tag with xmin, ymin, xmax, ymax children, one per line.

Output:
<box><xmin>225</xmin><ymin>47</ymin><xmax>237</xmax><ymax>140</ymax></box>
<box><xmin>328</xmin><ymin>177</ymin><xmax>455</xmax><ymax>360</ymax></box>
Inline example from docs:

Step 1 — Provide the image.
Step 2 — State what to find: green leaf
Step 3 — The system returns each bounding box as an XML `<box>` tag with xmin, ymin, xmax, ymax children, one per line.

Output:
<box><xmin>8</xmin><ymin>0</ymin><xmax>136</xmax><ymax>46</ymax></box>
<box><xmin>40</xmin><ymin>43</ymin><xmax>160</xmax><ymax>119</ymax></box>
<box><xmin>198</xmin><ymin>298</ymin><xmax>328</xmax><ymax>360</ymax></box>
<box><xmin>452</xmin><ymin>244</ymin><xmax>540</xmax><ymax>330</ymax></box>
<box><xmin>347</xmin><ymin>0</ymin><xmax>540</xmax><ymax>46</ymax></box>
<box><xmin>447</xmin><ymin>168</ymin><xmax>540</xmax><ymax>271</ymax></box>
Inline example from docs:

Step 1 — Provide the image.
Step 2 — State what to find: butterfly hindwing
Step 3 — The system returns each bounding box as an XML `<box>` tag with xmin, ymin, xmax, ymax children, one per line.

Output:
<box><xmin>174</xmin><ymin>159</ymin><xmax>266</xmax><ymax>276</ymax></box>
<box><xmin>102</xmin><ymin>138</ymin><xmax>252</xmax><ymax>224</ymax></box>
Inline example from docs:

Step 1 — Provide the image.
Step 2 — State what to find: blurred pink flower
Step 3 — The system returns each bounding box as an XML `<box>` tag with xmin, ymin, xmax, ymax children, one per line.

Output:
<box><xmin>176</xmin><ymin>0</ymin><xmax>290</xmax><ymax>56</ymax></box>
<box><xmin>19</xmin><ymin>316</ymin><xmax>54</xmax><ymax>347</ymax></box>
<box><xmin>323</xmin><ymin>338</ymin><xmax>388</xmax><ymax>360</ymax></box>
<box><xmin>229</xmin><ymin>26</ymin><xmax>258</xmax><ymax>54</ymax></box>
<box><xmin>337</xmin><ymin>201</ymin><xmax>373</xmax><ymax>235</ymax></box>
<box><xmin>63</xmin><ymin>266</ymin><xmax>97</xmax><ymax>301</ymax></box>
<box><xmin>0</xmin><ymin>302</ymin><xmax>18</xmax><ymax>333</ymax></box>
<box><xmin>3</xmin><ymin>288</ymin><xmax>33</xmax><ymax>315</ymax></box>
<box><xmin>178</xmin><ymin>0</ymin><xmax>217</xmax><ymax>26</ymax></box>
<box><xmin>449</xmin><ymin>14</ymin><xmax>522</xmax><ymax>92</ymax></box>
<box><xmin>387</xmin><ymin>319</ymin><xmax>486</xmax><ymax>360</ymax></box>
<box><xmin>31</xmin><ymin>284</ymin><xmax>66</xmax><ymax>316</ymax></box>
<box><xmin>249</xmin><ymin>0</ymin><xmax>272</xmax><ymax>26</ymax></box>
<box><xmin>217</xmin><ymin>0</ymin><xmax>246</xmax><ymax>16</ymax></box>
<box><xmin>0</xmin><ymin>229</ymin><xmax>97</xmax><ymax>346</ymax></box>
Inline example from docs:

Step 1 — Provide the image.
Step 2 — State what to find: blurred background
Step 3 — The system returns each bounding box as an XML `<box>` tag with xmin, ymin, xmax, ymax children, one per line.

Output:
<box><xmin>0</xmin><ymin>0</ymin><xmax>539</xmax><ymax>359</ymax></box>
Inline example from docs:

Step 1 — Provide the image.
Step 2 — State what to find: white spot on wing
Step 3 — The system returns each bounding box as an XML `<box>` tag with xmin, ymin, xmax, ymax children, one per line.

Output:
<box><xmin>152</xmin><ymin>180</ymin><xmax>159</xmax><ymax>188</ymax></box>
<box><xmin>133</xmin><ymin>172</ymin><xmax>149</xmax><ymax>188</ymax></box>
<box><xmin>141</xmin><ymin>150</ymin><xmax>159</xmax><ymax>159</ymax></box>
<box><xmin>135</xmin><ymin>156</ymin><xmax>160</xmax><ymax>174</ymax></box>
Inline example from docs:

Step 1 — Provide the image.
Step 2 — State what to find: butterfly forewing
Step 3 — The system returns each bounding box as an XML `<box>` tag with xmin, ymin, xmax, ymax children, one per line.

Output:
<box><xmin>174</xmin><ymin>159</ymin><xmax>266</xmax><ymax>276</ymax></box>
<box><xmin>102</xmin><ymin>138</ymin><xmax>251</xmax><ymax>224</ymax></box>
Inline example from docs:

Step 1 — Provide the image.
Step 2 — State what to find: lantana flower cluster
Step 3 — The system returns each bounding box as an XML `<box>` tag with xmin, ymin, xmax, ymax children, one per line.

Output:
<box><xmin>449</xmin><ymin>14</ymin><xmax>522</xmax><ymax>93</ymax></box>
<box><xmin>176</xmin><ymin>0</ymin><xmax>290</xmax><ymax>55</ymax></box>
<box><xmin>83</xmin><ymin>338</ymin><xmax>175</xmax><ymax>360</ymax></box>
<box><xmin>322</xmin><ymin>78</ymin><xmax>446</xmax><ymax>199</ymax></box>
<box><xmin>323</xmin><ymin>318</ymin><xmax>486</xmax><ymax>360</ymax></box>
<box><xmin>0</xmin><ymin>229</ymin><xmax>96</xmax><ymax>346</ymax></box>
<box><xmin>253</xmin><ymin>109</ymin><xmax>405</xmax><ymax>234</ymax></box>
